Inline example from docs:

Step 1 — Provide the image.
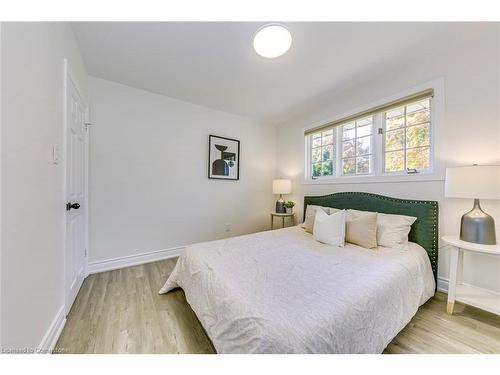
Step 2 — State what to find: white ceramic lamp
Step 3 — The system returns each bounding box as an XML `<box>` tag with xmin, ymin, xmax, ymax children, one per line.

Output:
<box><xmin>272</xmin><ymin>179</ymin><xmax>291</xmax><ymax>213</ymax></box>
<box><xmin>445</xmin><ymin>165</ymin><xmax>500</xmax><ymax>244</ymax></box>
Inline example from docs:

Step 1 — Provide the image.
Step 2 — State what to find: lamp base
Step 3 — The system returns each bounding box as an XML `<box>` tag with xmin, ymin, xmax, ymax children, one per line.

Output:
<box><xmin>276</xmin><ymin>195</ymin><xmax>285</xmax><ymax>213</ymax></box>
<box><xmin>460</xmin><ymin>199</ymin><xmax>496</xmax><ymax>245</ymax></box>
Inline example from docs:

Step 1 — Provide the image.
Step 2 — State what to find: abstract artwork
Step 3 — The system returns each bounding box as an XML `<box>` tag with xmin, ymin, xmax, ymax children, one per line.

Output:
<box><xmin>208</xmin><ymin>135</ymin><xmax>240</xmax><ymax>180</ymax></box>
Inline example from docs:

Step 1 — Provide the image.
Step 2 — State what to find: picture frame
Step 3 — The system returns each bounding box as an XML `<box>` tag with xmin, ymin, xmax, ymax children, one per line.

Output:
<box><xmin>208</xmin><ymin>135</ymin><xmax>240</xmax><ymax>180</ymax></box>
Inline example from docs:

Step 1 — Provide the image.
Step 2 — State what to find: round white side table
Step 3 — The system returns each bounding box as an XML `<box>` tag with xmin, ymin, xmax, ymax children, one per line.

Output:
<box><xmin>441</xmin><ymin>235</ymin><xmax>500</xmax><ymax>316</ymax></box>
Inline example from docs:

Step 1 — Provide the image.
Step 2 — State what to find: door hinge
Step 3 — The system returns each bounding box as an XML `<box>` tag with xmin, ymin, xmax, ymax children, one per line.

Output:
<box><xmin>84</xmin><ymin>248</ymin><xmax>87</xmax><ymax>257</ymax></box>
<box><xmin>378</xmin><ymin>128</ymin><xmax>383</xmax><ymax>135</ymax></box>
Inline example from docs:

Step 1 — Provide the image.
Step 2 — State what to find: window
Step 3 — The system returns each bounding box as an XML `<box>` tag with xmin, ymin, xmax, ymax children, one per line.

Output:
<box><xmin>341</xmin><ymin>117</ymin><xmax>373</xmax><ymax>175</ymax></box>
<box><xmin>311</xmin><ymin>129</ymin><xmax>335</xmax><ymax>177</ymax></box>
<box><xmin>384</xmin><ymin>98</ymin><xmax>431</xmax><ymax>173</ymax></box>
<box><xmin>305</xmin><ymin>89</ymin><xmax>434</xmax><ymax>180</ymax></box>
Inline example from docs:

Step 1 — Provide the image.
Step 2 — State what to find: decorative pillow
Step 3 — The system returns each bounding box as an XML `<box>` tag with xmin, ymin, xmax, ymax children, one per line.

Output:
<box><xmin>347</xmin><ymin>209</ymin><xmax>372</xmax><ymax>219</ymax></box>
<box><xmin>376</xmin><ymin>213</ymin><xmax>417</xmax><ymax>250</ymax></box>
<box><xmin>345</xmin><ymin>211</ymin><xmax>378</xmax><ymax>249</ymax></box>
<box><xmin>313</xmin><ymin>209</ymin><xmax>346</xmax><ymax>247</ymax></box>
<box><xmin>303</xmin><ymin>205</ymin><xmax>331</xmax><ymax>233</ymax></box>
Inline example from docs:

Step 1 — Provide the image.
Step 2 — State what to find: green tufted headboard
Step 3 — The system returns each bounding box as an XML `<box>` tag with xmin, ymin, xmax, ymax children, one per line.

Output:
<box><xmin>303</xmin><ymin>192</ymin><xmax>439</xmax><ymax>282</ymax></box>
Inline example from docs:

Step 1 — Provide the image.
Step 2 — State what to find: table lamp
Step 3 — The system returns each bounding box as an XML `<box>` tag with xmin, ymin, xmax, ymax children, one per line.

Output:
<box><xmin>272</xmin><ymin>179</ymin><xmax>291</xmax><ymax>213</ymax></box>
<box><xmin>445</xmin><ymin>165</ymin><xmax>500</xmax><ymax>245</ymax></box>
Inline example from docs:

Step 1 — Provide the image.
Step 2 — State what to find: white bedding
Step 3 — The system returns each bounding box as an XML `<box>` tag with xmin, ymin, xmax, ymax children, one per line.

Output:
<box><xmin>159</xmin><ymin>226</ymin><xmax>435</xmax><ymax>353</ymax></box>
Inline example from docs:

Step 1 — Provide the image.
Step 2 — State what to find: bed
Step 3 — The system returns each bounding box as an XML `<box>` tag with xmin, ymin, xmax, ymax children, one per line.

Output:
<box><xmin>159</xmin><ymin>192</ymin><xmax>439</xmax><ymax>353</ymax></box>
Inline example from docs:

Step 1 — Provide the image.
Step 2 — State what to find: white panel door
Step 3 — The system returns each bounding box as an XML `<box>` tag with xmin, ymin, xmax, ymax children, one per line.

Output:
<box><xmin>65</xmin><ymin>73</ymin><xmax>87</xmax><ymax>314</ymax></box>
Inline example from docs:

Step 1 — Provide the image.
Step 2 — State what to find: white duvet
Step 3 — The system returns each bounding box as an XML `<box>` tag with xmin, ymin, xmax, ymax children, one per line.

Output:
<box><xmin>159</xmin><ymin>226</ymin><xmax>435</xmax><ymax>353</ymax></box>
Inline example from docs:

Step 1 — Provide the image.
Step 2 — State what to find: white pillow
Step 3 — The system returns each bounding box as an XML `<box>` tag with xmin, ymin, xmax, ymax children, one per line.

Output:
<box><xmin>303</xmin><ymin>205</ymin><xmax>331</xmax><ymax>233</ymax></box>
<box><xmin>376</xmin><ymin>212</ymin><xmax>417</xmax><ymax>250</ymax></box>
<box><xmin>313</xmin><ymin>209</ymin><xmax>346</xmax><ymax>247</ymax></box>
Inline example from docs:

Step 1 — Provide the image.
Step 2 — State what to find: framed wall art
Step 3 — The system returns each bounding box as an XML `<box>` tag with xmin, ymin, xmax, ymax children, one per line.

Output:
<box><xmin>208</xmin><ymin>135</ymin><xmax>240</xmax><ymax>180</ymax></box>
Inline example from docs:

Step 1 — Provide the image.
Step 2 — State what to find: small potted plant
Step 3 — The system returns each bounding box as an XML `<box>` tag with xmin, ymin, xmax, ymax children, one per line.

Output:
<box><xmin>284</xmin><ymin>201</ymin><xmax>296</xmax><ymax>214</ymax></box>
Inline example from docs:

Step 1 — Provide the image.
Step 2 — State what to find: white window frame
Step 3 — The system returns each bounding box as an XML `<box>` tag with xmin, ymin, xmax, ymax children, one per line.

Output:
<box><xmin>310</xmin><ymin>128</ymin><xmax>336</xmax><ymax>177</ymax></box>
<box><xmin>339</xmin><ymin>117</ymin><xmax>374</xmax><ymax>176</ymax></box>
<box><xmin>303</xmin><ymin>79</ymin><xmax>444</xmax><ymax>185</ymax></box>
<box><xmin>381</xmin><ymin>99</ymin><xmax>434</xmax><ymax>176</ymax></box>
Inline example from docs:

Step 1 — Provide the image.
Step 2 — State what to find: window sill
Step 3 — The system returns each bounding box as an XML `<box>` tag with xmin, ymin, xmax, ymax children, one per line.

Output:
<box><xmin>302</xmin><ymin>172</ymin><xmax>444</xmax><ymax>185</ymax></box>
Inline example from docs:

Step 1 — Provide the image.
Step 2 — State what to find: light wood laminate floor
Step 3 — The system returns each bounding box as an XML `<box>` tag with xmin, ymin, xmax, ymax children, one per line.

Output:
<box><xmin>56</xmin><ymin>259</ymin><xmax>500</xmax><ymax>354</ymax></box>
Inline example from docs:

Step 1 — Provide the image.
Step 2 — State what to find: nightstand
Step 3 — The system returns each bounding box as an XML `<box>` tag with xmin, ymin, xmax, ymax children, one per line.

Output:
<box><xmin>441</xmin><ymin>235</ymin><xmax>500</xmax><ymax>316</ymax></box>
<box><xmin>270</xmin><ymin>212</ymin><xmax>295</xmax><ymax>229</ymax></box>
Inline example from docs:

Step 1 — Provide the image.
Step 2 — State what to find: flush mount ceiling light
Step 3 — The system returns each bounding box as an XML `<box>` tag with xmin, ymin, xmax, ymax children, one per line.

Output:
<box><xmin>253</xmin><ymin>24</ymin><xmax>292</xmax><ymax>58</ymax></box>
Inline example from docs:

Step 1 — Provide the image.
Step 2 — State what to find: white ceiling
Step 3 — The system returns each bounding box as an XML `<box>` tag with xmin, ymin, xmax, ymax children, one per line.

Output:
<box><xmin>72</xmin><ymin>22</ymin><xmax>453</xmax><ymax>125</ymax></box>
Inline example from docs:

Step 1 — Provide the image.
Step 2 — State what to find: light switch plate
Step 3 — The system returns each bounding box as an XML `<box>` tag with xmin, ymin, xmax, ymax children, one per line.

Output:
<box><xmin>52</xmin><ymin>144</ymin><xmax>60</xmax><ymax>165</ymax></box>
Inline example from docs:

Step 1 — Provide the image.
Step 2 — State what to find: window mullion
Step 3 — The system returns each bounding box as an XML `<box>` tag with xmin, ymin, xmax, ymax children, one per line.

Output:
<box><xmin>354</xmin><ymin>122</ymin><xmax>358</xmax><ymax>174</ymax></box>
<box><xmin>403</xmin><ymin>105</ymin><xmax>407</xmax><ymax>171</ymax></box>
<box><xmin>306</xmin><ymin>136</ymin><xmax>309</xmax><ymax>179</ymax></box>
<box><xmin>306</xmin><ymin>135</ymin><xmax>310</xmax><ymax>179</ymax></box>
<box><xmin>373</xmin><ymin>113</ymin><xmax>382</xmax><ymax>175</ymax></box>
<box><xmin>335</xmin><ymin>127</ymin><xmax>341</xmax><ymax>177</ymax></box>
<box><xmin>318</xmin><ymin>133</ymin><xmax>321</xmax><ymax>177</ymax></box>
<box><xmin>309</xmin><ymin>135</ymin><xmax>313</xmax><ymax>179</ymax></box>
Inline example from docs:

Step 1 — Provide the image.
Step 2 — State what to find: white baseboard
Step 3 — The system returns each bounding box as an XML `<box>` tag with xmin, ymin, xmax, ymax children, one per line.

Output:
<box><xmin>437</xmin><ymin>276</ymin><xmax>449</xmax><ymax>293</ymax></box>
<box><xmin>38</xmin><ymin>305</ymin><xmax>66</xmax><ymax>354</ymax></box>
<box><xmin>87</xmin><ymin>246</ymin><xmax>185</xmax><ymax>274</ymax></box>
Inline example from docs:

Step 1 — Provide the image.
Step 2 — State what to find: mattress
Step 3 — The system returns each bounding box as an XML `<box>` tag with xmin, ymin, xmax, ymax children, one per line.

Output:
<box><xmin>159</xmin><ymin>226</ymin><xmax>435</xmax><ymax>353</ymax></box>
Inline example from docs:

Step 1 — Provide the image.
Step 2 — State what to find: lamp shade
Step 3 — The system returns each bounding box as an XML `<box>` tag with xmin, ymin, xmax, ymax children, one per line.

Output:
<box><xmin>272</xmin><ymin>179</ymin><xmax>291</xmax><ymax>194</ymax></box>
<box><xmin>445</xmin><ymin>165</ymin><xmax>500</xmax><ymax>199</ymax></box>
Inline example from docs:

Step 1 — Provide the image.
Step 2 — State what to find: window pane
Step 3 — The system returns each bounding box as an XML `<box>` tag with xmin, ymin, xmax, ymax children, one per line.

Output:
<box><xmin>406</xmin><ymin>147</ymin><xmax>430</xmax><ymax>170</ymax></box>
<box><xmin>385</xmin><ymin>129</ymin><xmax>404</xmax><ymax>151</ymax></box>
<box><xmin>342</xmin><ymin>123</ymin><xmax>355</xmax><ymax>140</ymax></box>
<box><xmin>322</xmin><ymin>132</ymin><xmax>334</xmax><ymax>145</ymax></box>
<box><xmin>322</xmin><ymin>145</ymin><xmax>333</xmax><ymax>161</ymax></box>
<box><xmin>312</xmin><ymin>147</ymin><xmax>321</xmax><ymax>163</ymax></box>
<box><xmin>386</xmin><ymin>107</ymin><xmax>404</xmax><ymax>119</ymax></box>
<box><xmin>407</xmin><ymin>109</ymin><xmax>430</xmax><ymax>126</ymax></box>
<box><xmin>342</xmin><ymin>158</ymin><xmax>356</xmax><ymax>175</ymax></box>
<box><xmin>312</xmin><ymin>134</ymin><xmax>321</xmax><ymax>148</ymax></box>
<box><xmin>342</xmin><ymin>140</ymin><xmax>355</xmax><ymax>158</ymax></box>
<box><xmin>312</xmin><ymin>162</ymin><xmax>321</xmax><ymax>177</ymax></box>
<box><xmin>356</xmin><ymin>136</ymin><xmax>371</xmax><ymax>156</ymax></box>
<box><xmin>356</xmin><ymin>117</ymin><xmax>372</xmax><ymax>127</ymax></box>
<box><xmin>322</xmin><ymin>160</ymin><xmax>333</xmax><ymax>176</ymax></box>
<box><xmin>322</xmin><ymin>128</ymin><xmax>333</xmax><ymax>137</ymax></box>
<box><xmin>356</xmin><ymin>156</ymin><xmax>370</xmax><ymax>174</ymax></box>
<box><xmin>357</xmin><ymin>124</ymin><xmax>372</xmax><ymax>138</ymax></box>
<box><xmin>406</xmin><ymin>123</ymin><xmax>430</xmax><ymax>148</ymax></box>
<box><xmin>406</xmin><ymin>99</ymin><xmax>430</xmax><ymax>113</ymax></box>
<box><xmin>385</xmin><ymin>150</ymin><xmax>405</xmax><ymax>172</ymax></box>
<box><xmin>386</xmin><ymin>115</ymin><xmax>405</xmax><ymax>131</ymax></box>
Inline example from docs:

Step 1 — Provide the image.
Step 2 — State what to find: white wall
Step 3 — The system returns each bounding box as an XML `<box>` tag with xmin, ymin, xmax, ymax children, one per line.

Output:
<box><xmin>0</xmin><ymin>23</ymin><xmax>87</xmax><ymax>349</ymax></box>
<box><xmin>276</xmin><ymin>23</ymin><xmax>500</xmax><ymax>292</ymax></box>
<box><xmin>88</xmin><ymin>77</ymin><xmax>276</xmax><ymax>264</ymax></box>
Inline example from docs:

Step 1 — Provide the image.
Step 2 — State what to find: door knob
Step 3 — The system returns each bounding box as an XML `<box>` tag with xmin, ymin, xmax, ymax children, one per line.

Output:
<box><xmin>66</xmin><ymin>202</ymin><xmax>81</xmax><ymax>211</ymax></box>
